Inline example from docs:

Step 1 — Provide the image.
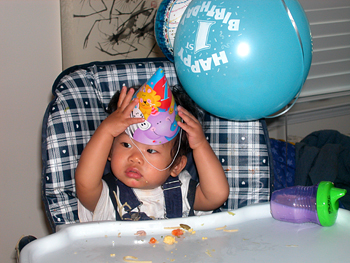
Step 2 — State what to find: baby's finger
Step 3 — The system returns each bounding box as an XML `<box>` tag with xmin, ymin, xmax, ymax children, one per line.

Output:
<box><xmin>178</xmin><ymin>120</ymin><xmax>197</xmax><ymax>138</ymax></box>
<box><xmin>177</xmin><ymin>120</ymin><xmax>190</xmax><ymax>132</ymax></box>
<box><xmin>127</xmin><ymin>117</ymin><xmax>145</xmax><ymax>127</ymax></box>
<box><xmin>120</xmin><ymin>88</ymin><xmax>136</xmax><ymax>110</ymax></box>
<box><xmin>124</xmin><ymin>97</ymin><xmax>140</xmax><ymax>115</ymax></box>
<box><xmin>117</xmin><ymin>86</ymin><xmax>128</xmax><ymax>108</ymax></box>
<box><xmin>178</xmin><ymin>106</ymin><xmax>199</xmax><ymax>125</ymax></box>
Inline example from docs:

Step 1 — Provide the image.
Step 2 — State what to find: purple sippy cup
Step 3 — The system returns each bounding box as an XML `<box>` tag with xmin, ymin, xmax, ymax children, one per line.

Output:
<box><xmin>270</xmin><ymin>181</ymin><xmax>346</xmax><ymax>226</ymax></box>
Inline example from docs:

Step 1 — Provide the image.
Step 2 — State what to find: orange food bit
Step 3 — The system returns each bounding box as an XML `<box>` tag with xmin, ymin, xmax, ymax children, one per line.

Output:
<box><xmin>172</xmin><ymin>229</ymin><xmax>184</xmax><ymax>237</ymax></box>
<box><xmin>149</xmin><ymin>237</ymin><xmax>157</xmax><ymax>244</ymax></box>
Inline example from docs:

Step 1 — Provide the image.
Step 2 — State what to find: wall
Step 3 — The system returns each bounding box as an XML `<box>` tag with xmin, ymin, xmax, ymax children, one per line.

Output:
<box><xmin>267</xmin><ymin>94</ymin><xmax>350</xmax><ymax>141</ymax></box>
<box><xmin>0</xmin><ymin>1</ymin><xmax>62</xmax><ymax>262</ymax></box>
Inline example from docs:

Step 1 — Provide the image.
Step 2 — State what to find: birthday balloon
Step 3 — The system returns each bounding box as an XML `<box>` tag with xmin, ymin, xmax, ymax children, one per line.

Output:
<box><xmin>174</xmin><ymin>0</ymin><xmax>312</xmax><ymax>120</ymax></box>
<box><xmin>155</xmin><ymin>0</ymin><xmax>193</xmax><ymax>62</ymax></box>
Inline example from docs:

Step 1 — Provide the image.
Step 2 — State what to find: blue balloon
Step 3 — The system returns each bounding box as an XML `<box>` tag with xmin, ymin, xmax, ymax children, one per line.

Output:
<box><xmin>174</xmin><ymin>0</ymin><xmax>312</xmax><ymax>120</ymax></box>
<box><xmin>155</xmin><ymin>0</ymin><xmax>174</xmax><ymax>62</ymax></box>
<box><xmin>155</xmin><ymin>0</ymin><xmax>194</xmax><ymax>62</ymax></box>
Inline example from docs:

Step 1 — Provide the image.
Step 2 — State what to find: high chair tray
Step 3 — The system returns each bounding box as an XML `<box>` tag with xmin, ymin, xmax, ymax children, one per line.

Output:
<box><xmin>20</xmin><ymin>203</ymin><xmax>350</xmax><ymax>263</ymax></box>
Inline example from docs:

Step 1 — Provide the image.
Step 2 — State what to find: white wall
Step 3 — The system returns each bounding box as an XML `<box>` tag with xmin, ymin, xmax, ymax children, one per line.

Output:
<box><xmin>0</xmin><ymin>1</ymin><xmax>62</xmax><ymax>262</ymax></box>
<box><xmin>268</xmin><ymin>114</ymin><xmax>350</xmax><ymax>142</ymax></box>
<box><xmin>267</xmin><ymin>94</ymin><xmax>350</xmax><ymax>141</ymax></box>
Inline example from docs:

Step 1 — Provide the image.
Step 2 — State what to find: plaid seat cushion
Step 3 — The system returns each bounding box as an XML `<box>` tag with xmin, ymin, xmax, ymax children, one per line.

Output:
<box><xmin>42</xmin><ymin>58</ymin><xmax>272</xmax><ymax>231</ymax></box>
<box><xmin>204</xmin><ymin>115</ymin><xmax>272</xmax><ymax>210</ymax></box>
<box><xmin>269</xmin><ymin>139</ymin><xmax>296</xmax><ymax>190</ymax></box>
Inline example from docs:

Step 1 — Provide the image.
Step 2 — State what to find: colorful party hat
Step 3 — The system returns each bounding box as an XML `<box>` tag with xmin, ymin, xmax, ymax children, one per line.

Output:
<box><xmin>125</xmin><ymin>68</ymin><xmax>181</xmax><ymax>145</ymax></box>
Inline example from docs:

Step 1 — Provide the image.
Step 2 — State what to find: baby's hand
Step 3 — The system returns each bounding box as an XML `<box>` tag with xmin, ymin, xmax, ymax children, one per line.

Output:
<box><xmin>177</xmin><ymin>106</ymin><xmax>206</xmax><ymax>150</ymax></box>
<box><xmin>101</xmin><ymin>86</ymin><xmax>144</xmax><ymax>138</ymax></box>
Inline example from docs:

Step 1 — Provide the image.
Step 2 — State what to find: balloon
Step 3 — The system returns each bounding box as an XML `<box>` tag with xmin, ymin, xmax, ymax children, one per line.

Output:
<box><xmin>173</xmin><ymin>0</ymin><xmax>312</xmax><ymax>120</ymax></box>
<box><xmin>155</xmin><ymin>0</ymin><xmax>193</xmax><ymax>62</ymax></box>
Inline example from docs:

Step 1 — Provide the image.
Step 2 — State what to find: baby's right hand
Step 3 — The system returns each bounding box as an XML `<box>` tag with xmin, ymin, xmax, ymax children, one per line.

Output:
<box><xmin>100</xmin><ymin>86</ymin><xmax>144</xmax><ymax>138</ymax></box>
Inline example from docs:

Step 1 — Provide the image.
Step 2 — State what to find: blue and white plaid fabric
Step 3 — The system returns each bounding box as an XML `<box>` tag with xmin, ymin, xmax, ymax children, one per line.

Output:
<box><xmin>42</xmin><ymin>58</ymin><xmax>272</xmax><ymax>231</ymax></box>
<box><xmin>204</xmin><ymin>116</ymin><xmax>271</xmax><ymax>210</ymax></box>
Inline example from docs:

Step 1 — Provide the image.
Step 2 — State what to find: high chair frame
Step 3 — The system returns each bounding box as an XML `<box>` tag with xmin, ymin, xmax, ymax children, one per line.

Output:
<box><xmin>41</xmin><ymin>58</ymin><xmax>273</xmax><ymax>232</ymax></box>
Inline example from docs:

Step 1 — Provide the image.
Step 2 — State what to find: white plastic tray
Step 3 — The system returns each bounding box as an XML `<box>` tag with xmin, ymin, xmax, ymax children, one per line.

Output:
<box><xmin>20</xmin><ymin>203</ymin><xmax>350</xmax><ymax>263</ymax></box>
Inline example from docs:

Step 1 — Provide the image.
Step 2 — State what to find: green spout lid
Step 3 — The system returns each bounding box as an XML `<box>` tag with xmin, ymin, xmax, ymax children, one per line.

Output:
<box><xmin>316</xmin><ymin>181</ymin><xmax>347</xmax><ymax>226</ymax></box>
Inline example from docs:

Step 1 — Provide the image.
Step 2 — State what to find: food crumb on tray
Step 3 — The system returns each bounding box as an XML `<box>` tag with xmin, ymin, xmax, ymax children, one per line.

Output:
<box><xmin>149</xmin><ymin>237</ymin><xmax>158</xmax><ymax>244</ymax></box>
<box><xmin>205</xmin><ymin>249</ymin><xmax>212</xmax><ymax>257</ymax></box>
<box><xmin>135</xmin><ymin>230</ymin><xmax>147</xmax><ymax>236</ymax></box>
<box><xmin>164</xmin><ymin>224</ymin><xmax>196</xmax><ymax>235</ymax></box>
<box><xmin>123</xmin><ymin>255</ymin><xmax>152</xmax><ymax>262</ymax></box>
<box><xmin>223</xmin><ymin>229</ymin><xmax>238</xmax><ymax>232</ymax></box>
<box><xmin>171</xmin><ymin>229</ymin><xmax>184</xmax><ymax>237</ymax></box>
<box><xmin>164</xmin><ymin>226</ymin><xmax>179</xmax><ymax>229</ymax></box>
<box><xmin>215</xmin><ymin>225</ymin><xmax>227</xmax><ymax>230</ymax></box>
<box><xmin>179</xmin><ymin>224</ymin><xmax>191</xmax><ymax>230</ymax></box>
<box><xmin>216</xmin><ymin>225</ymin><xmax>238</xmax><ymax>232</ymax></box>
<box><xmin>163</xmin><ymin>235</ymin><xmax>178</xmax><ymax>245</ymax></box>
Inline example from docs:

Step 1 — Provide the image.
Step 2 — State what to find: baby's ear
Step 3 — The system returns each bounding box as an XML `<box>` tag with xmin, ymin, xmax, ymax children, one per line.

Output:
<box><xmin>108</xmin><ymin>142</ymin><xmax>115</xmax><ymax>161</ymax></box>
<box><xmin>170</xmin><ymin>155</ymin><xmax>187</xmax><ymax>177</ymax></box>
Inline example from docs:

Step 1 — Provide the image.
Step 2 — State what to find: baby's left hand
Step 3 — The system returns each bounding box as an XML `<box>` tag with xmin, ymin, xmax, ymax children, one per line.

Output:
<box><xmin>178</xmin><ymin>106</ymin><xmax>229</xmax><ymax>211</ymax></box>
<box><xmin>177</xmin><ymin>106</ymin><xmax>207</xmax><ymax>150</ymax></box>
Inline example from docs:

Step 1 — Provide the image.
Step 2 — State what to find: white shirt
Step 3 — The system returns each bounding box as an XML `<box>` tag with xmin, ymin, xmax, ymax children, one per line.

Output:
<box><xmin>78</xmin><ymin>170</ymin><xmax>211</xmax><ymax>222</ymax></box>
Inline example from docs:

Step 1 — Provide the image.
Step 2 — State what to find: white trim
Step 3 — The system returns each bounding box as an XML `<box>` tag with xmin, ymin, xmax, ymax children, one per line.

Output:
<box><xmin>268</xmin><ymin>96</ymin><xmax>350</xmax><ymax>127</ymax></box>
<box><xmin>286</xmin><ymin>103</ymin><xmax>350</xmax><ymax>124</ymax></box>
<box><xmin>299</xmin><ymin>86</ymin><xmax>350</xmax><ymax>99</ymax></box>
<box><xmin>297</xmin><ymin>90</ymin><xmax>350</xmax><ymax>103</ymax></box>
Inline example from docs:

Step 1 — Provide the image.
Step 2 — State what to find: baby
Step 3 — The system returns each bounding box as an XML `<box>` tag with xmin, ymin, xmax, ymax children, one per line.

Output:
<box><xmin>75</xmin><ymin>68</ymin><xmax>229</xmax><ymax>221</ymax></box>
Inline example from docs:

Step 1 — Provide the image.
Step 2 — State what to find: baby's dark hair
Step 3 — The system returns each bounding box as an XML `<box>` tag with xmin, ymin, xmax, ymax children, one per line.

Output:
<box><xmin>106</xmin><ymin>84</ymin><xmax>204</xmax><ymax>160</ymax></box>
<box><xmin>171</xmin><ymin>85</ymin><xmax>204</xmax><ymax>158</ymax></box>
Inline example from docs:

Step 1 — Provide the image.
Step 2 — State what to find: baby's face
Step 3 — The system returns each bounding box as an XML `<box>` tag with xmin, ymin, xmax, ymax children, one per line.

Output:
<box><xmin>109</xmin><ymin>133</ymin><xmax>176</xmax><ymax>189</ymax></box>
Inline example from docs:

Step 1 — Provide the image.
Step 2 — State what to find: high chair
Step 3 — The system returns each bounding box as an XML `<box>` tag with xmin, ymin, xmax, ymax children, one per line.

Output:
<box><xmin>40</xmin><ymin>57</ymin><xmax>273</xmax><ymax>232</ymax></box>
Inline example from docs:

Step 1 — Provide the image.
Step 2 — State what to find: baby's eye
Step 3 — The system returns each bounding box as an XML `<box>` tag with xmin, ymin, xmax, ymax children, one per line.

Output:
<box><xmin>147</xmin><ymin>149</ymin><xmax>157</xmax><ymax>154</ymax></box>
<box><xmin>122</xmin><ymin>142</ymin><xmax>132</xmax><ymax>148</ymax></box>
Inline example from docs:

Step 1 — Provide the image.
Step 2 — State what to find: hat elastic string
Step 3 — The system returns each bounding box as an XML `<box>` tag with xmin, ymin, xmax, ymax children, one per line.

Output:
<box><xmin>128</xmin><ymin>129</ymin><xmax>183</xmax><ymax>172</ymax></box>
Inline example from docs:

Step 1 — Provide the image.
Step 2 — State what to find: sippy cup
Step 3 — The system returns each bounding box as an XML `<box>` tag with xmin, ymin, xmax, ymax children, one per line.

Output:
<box><xmin>270</xmin><ymin>181</ymin><xmax>346</xmax><ymax>226</ymax></box>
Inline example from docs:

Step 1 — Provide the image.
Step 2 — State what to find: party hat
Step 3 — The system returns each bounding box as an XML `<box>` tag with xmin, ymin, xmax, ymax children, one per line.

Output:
<box><xmin>125</xmin><ymin>68</ymin><xmax>181</xmax><ymax>145</ymax></box>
